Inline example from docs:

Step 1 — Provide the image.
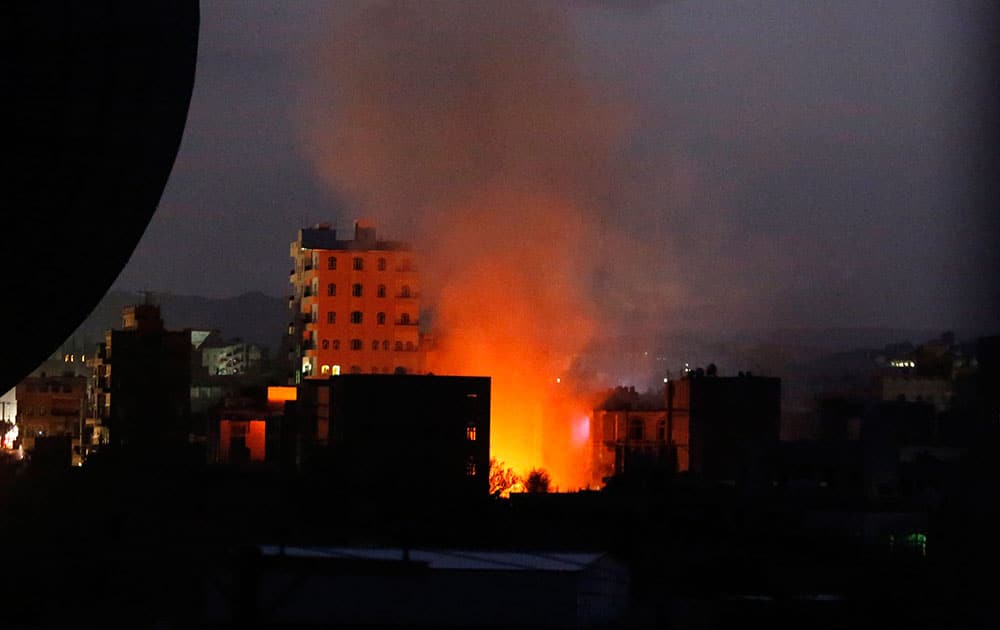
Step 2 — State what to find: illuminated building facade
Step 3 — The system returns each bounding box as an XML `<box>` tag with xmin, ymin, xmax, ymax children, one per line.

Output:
<box><xmin>591</xmin><ymin>386</ymin><xmax>690</xmax><ymax>486</ymax></box>
<box><xmin>288</xmin><ymin>221</ymin><xmax>424</xmax><ymax>381</ymax></box>
<box><xmin>15</xmin><ymin>374</ymin><xmax>86</xmax><ymax>453</ymax></box>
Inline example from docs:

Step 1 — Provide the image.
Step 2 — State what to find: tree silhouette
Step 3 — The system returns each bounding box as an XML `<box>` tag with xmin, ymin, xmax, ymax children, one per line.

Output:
<box><xmin>524</xmin><ymin>468</ymin><xmax>551</xmax><ymax>494</ymax></box>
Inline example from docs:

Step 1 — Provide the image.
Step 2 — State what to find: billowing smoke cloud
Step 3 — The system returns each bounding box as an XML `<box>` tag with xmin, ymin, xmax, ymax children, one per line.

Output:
<box><xmin>297</xmin><ymin>0</ymin><xmax>672</xmax><ymax>487</ymax></box>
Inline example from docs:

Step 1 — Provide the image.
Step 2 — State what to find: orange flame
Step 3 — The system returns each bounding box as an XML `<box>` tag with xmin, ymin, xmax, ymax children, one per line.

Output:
<box><xmin>424</xmin><ymin>193</ymin><xmax>597</xmax><ymax>490</ymax></box>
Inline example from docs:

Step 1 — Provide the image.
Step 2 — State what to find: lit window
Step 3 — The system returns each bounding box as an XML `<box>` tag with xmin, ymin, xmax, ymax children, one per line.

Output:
<box><xmin>327</xmin><ymin>283</ymin><xmax>336</xmax><ymax>296</ymax></box>
<box><xmin>377</xmin><ymin>312</ymin><xmax>386</xmax><ymax>325</ymax></box>
<box><xmin>328</xmin><ymin>256</ymin><xmax>337</xmax><ymax>270</ymax></box>
<box><xmin>353</xmin><ymin>257</ymin><xmax>364</xmax><ymax>271</ymax></box>
<box><xmin>331</xmin><ymin>365</ymin><xmax>341</xmax><ymax>375</ymax></box>
<box><xmin>465</xmin><ymin>456</ymin><xmax>477</xmax><ymax>476</ymax></box>
<box><xmin>372</xmin><ymin>340</ymin><xmax>379</xmax><ymax>351</ymax></box>
<box><xmin>327</xmin><ymin>311</ymin><xmax>335</xmax><ymax>324</ymax></box>
<box><xmin>321</xmin><ymin>365</ymin><xmax>330</xmax><ymax>375</ymax></box>
<box><xmin>377</xmin><ymin>285</ymin><xmax>386</xmax><ymax>298</ymax></box>
<box><xmin>351</xmin><ymin>339</ymin><xmax>362</xmax><ymax>350</ymax></box>
<box><xmin>351</xmin><ymin>311</ymin><xmax>363</xmax><ymax>324</ymax></box>
<box><xmin>466</xmin><ymin>423</ymin><xmax>477</xmax><ymax>441</ymax></box>
<box><xmin>352</xmin><ymin>283</ymin><xmax>363</xmax><ymax>297</ymax></box>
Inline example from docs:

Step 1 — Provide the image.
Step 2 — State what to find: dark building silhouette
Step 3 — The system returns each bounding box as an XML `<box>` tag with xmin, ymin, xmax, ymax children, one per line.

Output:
<box><xmin>3</xmin><ymin>2</ymin><xmax>199</xmax><ymax>395</ymax></box>
<box><xmin>668</xmin><ymin>372</ymin><xmax>781</xmax><ymax>486</ymax></box>
<box><xmin>297</xmin><ymin>374</ymin><xmax>491</xmax><ymax>500</ymax></box>
<box><xmin>92</xmin><ymin>303</ymin><xmax>192</xmax><ymax>452</ymax></box>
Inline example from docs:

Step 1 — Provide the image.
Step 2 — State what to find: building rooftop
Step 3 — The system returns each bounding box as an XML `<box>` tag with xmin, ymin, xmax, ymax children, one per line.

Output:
<box><xmin>298</xmin><ymin>221</ymin><xmax>411</xmax><ymax>252</ymax></box>
<box><xmin>257</xmin><ymin>546</ymin><xmax>610</xmax><ymax>572</ymax></box>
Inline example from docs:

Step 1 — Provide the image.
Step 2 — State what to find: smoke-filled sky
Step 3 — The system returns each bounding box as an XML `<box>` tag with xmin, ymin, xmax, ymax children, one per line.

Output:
<box><xmin>112</xmin><ymin>0</ymin><xmax>998</xmax><ymax>336</ymax></box>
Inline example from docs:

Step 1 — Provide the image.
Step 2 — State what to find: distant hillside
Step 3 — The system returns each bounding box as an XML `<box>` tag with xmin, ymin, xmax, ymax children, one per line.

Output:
<box><xmin>60</xmin><ymin>290</ymin><xmax>289</xmax><ymax>353</ymax></box>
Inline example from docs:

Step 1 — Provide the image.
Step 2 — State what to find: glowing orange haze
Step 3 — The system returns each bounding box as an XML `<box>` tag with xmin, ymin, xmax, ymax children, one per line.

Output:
<box><xmin>422</xmin><ymin>194</ymin><xmax>598</xmax><ymax>489</ymax></box>
<box><xmin>298</xmin><ymin>1</ymin><xmax>630</xmax><ymax>489</ymax></box>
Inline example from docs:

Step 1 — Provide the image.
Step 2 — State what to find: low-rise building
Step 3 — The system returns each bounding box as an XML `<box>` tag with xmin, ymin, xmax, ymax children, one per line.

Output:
<box><xmin>15</xmin><ymin>374</ymin><xmax>86</xmax><ymax>457</ymax></box>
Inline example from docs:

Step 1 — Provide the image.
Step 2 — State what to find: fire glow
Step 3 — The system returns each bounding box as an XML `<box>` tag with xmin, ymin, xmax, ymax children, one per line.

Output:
<box><xmin>300</xmin><ymin>1</ymin><xmax>628</xmax><ymax>489</ymax></box>
<box><xmin>423</xmin><ymin>196</ymin><xmax>598</xmax><ymax>490</ymax></box>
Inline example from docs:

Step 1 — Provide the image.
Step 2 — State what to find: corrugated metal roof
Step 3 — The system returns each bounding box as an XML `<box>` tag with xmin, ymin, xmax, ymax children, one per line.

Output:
<box><xmin>258</xmin><ymin>546</ymin><xmax>608</xmax><ymax>572</ymax></box>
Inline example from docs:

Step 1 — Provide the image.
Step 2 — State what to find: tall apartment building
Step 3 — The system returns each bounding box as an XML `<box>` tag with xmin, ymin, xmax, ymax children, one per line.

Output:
<box><xmin>288</xmin><ymin>221</ymin><xmax>424</xmax><ymax>380</ymax></box>
<box><xmin>90</xmin><ymin>302</ymin><xmax>192</xmax><ymax>452</ymax></box>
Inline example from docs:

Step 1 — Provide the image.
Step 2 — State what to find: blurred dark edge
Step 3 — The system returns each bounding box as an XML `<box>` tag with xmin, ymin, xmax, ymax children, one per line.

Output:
<box><xmin>2</xmin><ymin>1</ymin><xmax>200</xmax><ymax>393</ymax></box>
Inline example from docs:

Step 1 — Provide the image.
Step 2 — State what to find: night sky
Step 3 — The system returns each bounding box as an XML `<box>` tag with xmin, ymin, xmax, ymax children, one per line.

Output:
<box><xmin>111</xmin><ymin>0</ymin><xmax>999</xmax><ymax>336</ymax></box>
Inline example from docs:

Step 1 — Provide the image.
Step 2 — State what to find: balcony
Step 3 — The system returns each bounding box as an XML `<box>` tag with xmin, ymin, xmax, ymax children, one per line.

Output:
<box><xmin>303</xmin><ymin>287</ymin><xmax>315</xmax><ymax>298</ymax></box>
<box><xmin>304</xmin><ymin>263</ymin><xmax>314</xmax><ymax>271</ymax></box>
<box><xmin>302</xmin><ymin>312</ymin><xmax>314</xmax><ymax>324</ymax></box>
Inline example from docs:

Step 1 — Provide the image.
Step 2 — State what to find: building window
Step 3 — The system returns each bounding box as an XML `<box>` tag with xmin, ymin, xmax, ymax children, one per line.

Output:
<box><xmin>394</xmin><ymin>341</ymin><xmax>403</xmax><ymax>351</ymax></box>
<box><xmin>332</xmin><ymin>340</ymin><xmax>340</xmax><ymax>350</ymax></box>
<box><xmin>350</xmin><ymin>365</ymin><xmax>362</xmax><ymax>374</ymax></box>
<box><xmin>657</xmin><ymin>419</ymin><xmax>666</xmax><ymax>441</ymax></box>
<box><xmin>377</xmin><ymin>284</ymin><xmax>386</xmax><ymax>298</ymax></box>
<box><xmin>327</xmin><ymin>256</ymin><xmax>337</xmax><ymax>270</ymax></box>
<box><xmin>322</xmin><ymin>339</ymin><xmax>330</xmax><ymax>350</ymax></box>
<box><xmin>331</xmin><ymin>365</ymin><xmax>341</xmax><ymax>375</ymax></box>
<box><xmin>353</xmin><ymin>257</ymin><xmax>364</xmax><ymax>271</ymax></box>
<box><xmin>400</xmin><ymin>285</ymin><xmax>411</xmax><ymax>298</ymax></box>
<box><xmin>321</xmin><ymin>364</ymin><xmax>330</xmax><ymax>375</ymax></box>
<box><xmin>352</xmin><ymin>283</ymin><xmax>363</xmax><ymax>297</ymax></box>
<box><xmin>371</xmin><ymin>366</ymin><xmax>379</xmax><ymax>374</ymax></box>
<box><xmin>377</xmin><ymin>257</ymin><xmax>387</xmax><ymax>271</ymax></box>
<box><xmin>372</xmin><ymin>340</ymin><xmax>379</xmax><ymax>351</ymax></box>
<box><xmin>628</xmin><ymin>417</ymin><xmax>644</xmax><ymax>441</ymax></box>
<box><xmin>377</xmin><ymin>312</ymin><xmax>386</xmax><ymax>325</ymax></box>
<box><xmin>327</xmin><ymin>311</ymin><xmax>335</xmax><ymax>324</ymax></box>
<box><xmin>350</xmin><ymin>339</ymin><xmax>362</xmax><ymax>351</ymax></box>
<box><xmin>327</xmin><ymin>283</ymin><xmax>336</xmax><ymax>296</ymax></box>
<box><xmin>383</xmin><ymin>340</ymin><xmax>390</xmax><ymax>351</ymax></box>
<box><xmin>351</xmin><ymin>311</ymin><xmax>363</xmax><ymax>324</ymax></box>
<box><xmin>466</xmin><ymin>423</ymin><xmax>477</xmax><ymax>441</ymax></box>
<box><xmin>399</xmin><ymin>313</ymin><xmax>411</xmax><ymax>325</ymax></box>
<box><xmin>465</xmin><ymin>456</ymin><xmax>477</xmax><ymax>476</ymax></box>
<box><xmin>406</xmin><ymin>341</ymin><xmax>415</xmax><ymax>351</ymax></box>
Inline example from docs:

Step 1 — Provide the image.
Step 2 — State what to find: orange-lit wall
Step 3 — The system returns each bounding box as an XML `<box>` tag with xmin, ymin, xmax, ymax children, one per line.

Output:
<box><xmin>219</xmin><ymin>419</ymin><xmax>266</xmax><ymax>463</ymax></box>
<box><xmin>590</xmin><ymin>408</ymin><xmax>690</xmax><ymax>487</ymax></box>
<box><xmin>292</xmin><ymin>248</ymin><xmax>424</xmax><ymax>376</ymax></box>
